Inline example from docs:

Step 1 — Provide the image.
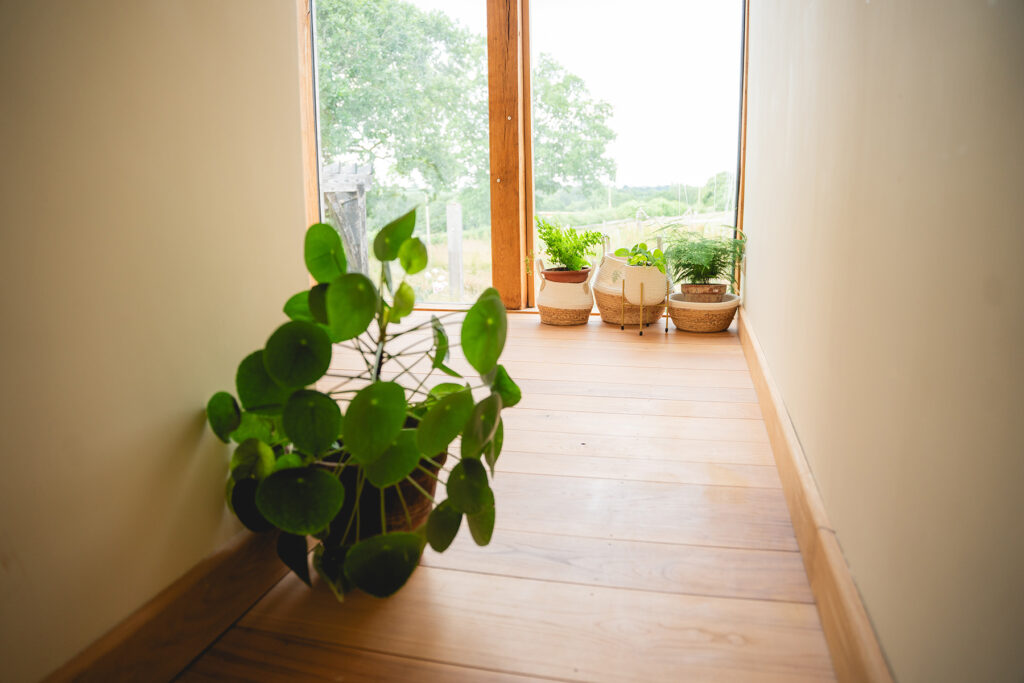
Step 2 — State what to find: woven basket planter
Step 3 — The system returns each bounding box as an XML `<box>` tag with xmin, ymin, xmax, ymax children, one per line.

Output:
<box><xmin>538</xmin><ymin>305</ymin><xmax>591</xmax><ymax>326</ymax></box>
<box><xmin>536</xmin><ymin>259</ymin><xmax>594</xmax><ymax>326</ymax></box>
<box><xmin>667</xmin><ymin>293</ymin><xmax>740</xmax><ymax>333</ymax></box>
<box><xmin>594</xmin><ymin>289</ymin><xmax>665</xmax><ymax>325</ymax></box>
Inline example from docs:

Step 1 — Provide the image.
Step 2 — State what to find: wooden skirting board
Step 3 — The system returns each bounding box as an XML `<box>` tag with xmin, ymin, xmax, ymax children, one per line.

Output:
<box><xmin>43</xmin><ymin>531</ymin><xmax>288</xmax><ymax>683</ymax></box>
<box><xmin>737</xmin><ymin>309</ymin><xmax>893</xmax><ymax>683</ymax></box>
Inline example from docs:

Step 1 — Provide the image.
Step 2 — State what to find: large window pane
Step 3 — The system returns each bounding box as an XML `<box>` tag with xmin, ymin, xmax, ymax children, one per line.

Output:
<box><xmin>314</xmin><ymin>0</ymin><xmax>491</xmax><ymax>302</ymax></box>
<box><xmin>530</xmin><ymin>1</ymin><xmax>744</xmax><ymax>256</ymax></box>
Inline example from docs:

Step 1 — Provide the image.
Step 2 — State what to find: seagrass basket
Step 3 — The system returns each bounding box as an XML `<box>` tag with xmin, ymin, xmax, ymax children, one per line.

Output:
<box><xmin>667</xmin><ymin>293</ymin><xmax>739</xmax><ymax>333</ymax></box>
<box><xmin>594</xmin><ymin>289</ymin><xmax>665</xmax><ymax>325</ymax></box>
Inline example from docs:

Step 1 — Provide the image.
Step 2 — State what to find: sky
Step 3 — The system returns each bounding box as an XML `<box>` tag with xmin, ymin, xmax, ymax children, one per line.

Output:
<box><xmin>409</xmin><ymin>0</ymin><xmax>744</xmax><ymax>188</ymax></box>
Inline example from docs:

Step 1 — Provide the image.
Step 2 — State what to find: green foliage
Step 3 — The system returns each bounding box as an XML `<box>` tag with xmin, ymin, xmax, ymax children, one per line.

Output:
<box><xmin>205</xmin><ymin>209</ymin><xmax>517</xmax><ymax>600</ymax></box>
<box><xmin>614</xmin><ymin>243</ymin><xmax>667</xmax><ymax>273</ymax></box>
<box><xmin>665</xmin><ymin>231</ymin><xmax>746</xmax><ymax>285</ymax></box>
<box><xmin>535</xmin><ymin>217</ymin><xmax>604</xmax><ymax>271</ymax></box>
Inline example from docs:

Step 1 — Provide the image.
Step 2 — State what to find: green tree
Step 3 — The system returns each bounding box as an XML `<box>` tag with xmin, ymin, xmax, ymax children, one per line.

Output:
<box><xmin>315</xmin><ymin>0</ymin><xmax>616</xmax><ymax>218</ymax></box>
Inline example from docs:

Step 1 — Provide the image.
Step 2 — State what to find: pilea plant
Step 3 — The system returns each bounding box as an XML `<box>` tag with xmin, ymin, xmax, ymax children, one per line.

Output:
<box><xmin>615</xmin><ymin>242</ymin><xmax>667</xmax><ymax>272</ymax></box>
<box><xmin>205</xmin><ymin>208</ymin><xmax>520</xmax><ymax>599</ymax></box>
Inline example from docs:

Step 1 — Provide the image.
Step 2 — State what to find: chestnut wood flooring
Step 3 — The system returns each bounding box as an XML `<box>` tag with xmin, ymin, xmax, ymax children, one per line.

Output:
<box><xmin>181</xmin><ymin>313</ymin><xmax>834</xmax><ymax>682</ymax></box>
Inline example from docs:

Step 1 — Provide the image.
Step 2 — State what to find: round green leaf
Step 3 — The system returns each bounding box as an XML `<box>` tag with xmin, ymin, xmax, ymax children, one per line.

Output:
<box><xmin>277</xmin><ymin>532</ymin><xmax>312</xmax><ymax>586</ymax></box>
<box><xmin>308</xmin><ymin>283</ymin><xmax>329</xmax><ymax>324</ymax></box>
<box><xmin>236</xmin><ymin>351</ymin><xmax>290</xmax><ymax>413</ymax></box>
<box><xmin>431</xmin><ymin>315</ymin><xmax>450</xmax><ymax>369</ymax></box>
<box><xmin>230</xmin><ymin>478</ymin><xmax>274</xmax><ymax>532</ymax></box>
<box><xmin>363</xmin><ymin>429</ymin><xmax>421</xmax><ymax>488</ymax></box>
<box><xmin>343</xmin><ymin>532</ymin><xmax>423</xmax><ymax>597</ymax></box>
<box><xmin>491</xmin><ymin>365</ymin><xmax>521</xmax><ymax>408</ymax></box>
<box><xmin>230</xmin><ymin>411</ymin><xmax>284</xmax><ymax>445</ymax></box>
<box><xmin>283</xmin><ymin>390</ymin><xmax>341</xmax><ymax>455</ymax></box>
<box><xmin>373</xmin><ymin>209</ymin><xmax>416</xmax><ymax>261</ymax></box>
<box><xmin>461</xmin><ymin>393</ymin><xmax>503</xmax><ymax>460</ymax></box>
<box><xmin>255</xmin><ymin>468</ymin><xmax>345</xmax><ymax>536</ymax></box>
<box><xmin>417</xmin><ymin>389</ymin><xmax>473</xmax><ymax>456</ymax></box>
<box><xmin>461</xmin><ymin>288</ymin><xmax>507</xmax><ymax>375</ymax></box>
<box><xmin>272</xmin><ymin>451</ymin><xmax>304</xmax><ymax>472</ymax></box>
<box><xmin>326</xmin><ymin>273</ymin><xmax>377</xmax><ymax>341</ymax></box>
<box><xmin>343</xmin><ymin>382</ymin><xmax>406</xmax><ymax>464</ymax></box>
<box><xmin>484</xmin><ymin>419</ymin><xmax>504</xmax><ymax>475</ymax></box>
<box><xmin>398</xmin><ymin>237</ymin><xmax>428</xmax><ymax>274</ymax></box>
<box><xmin>467</xmin><ymin>504</ymin><xmax>495</xmax><ymax>546</ymax></box>
<box><xmin>230</xmin><ymin>438</ymin><xmax>275</xmax><ymax>481</ymax></box>
<box><xmin>426</xmin><ymin>499</ymin><xmax>462</xmax><ymax>552</ymax></box>
<box><xmin>428</xmin><ymin>383</ymin><xmax>465</xmax><ymax>402</ymax></box>
<box><xmin>264</xmin><ymin>321</ymin><xmax>332</xmax><ymax>388</ymax></box>
<box><xmin>305</xmin><ymin>223</ymin><xmax>347</xmax><ymax>283</ymax></box>
<box><xmin>391</xmin><ymin>281</ymin><xmax>415</xmax><ymax>322</ymax></box>
<box><xmin>283</xmin><ymin>291</ymin><xmax>314</xmax><ymax>322</ymax></box>
<box><xmin>446</xmin><ymin>459</ymin><xmax>493</xmax><ymax>515</ymax></box>
<box><xmin>207</xmin><ymin>391</ymin><xmax>241</xmax><ymax>443</ymax></box>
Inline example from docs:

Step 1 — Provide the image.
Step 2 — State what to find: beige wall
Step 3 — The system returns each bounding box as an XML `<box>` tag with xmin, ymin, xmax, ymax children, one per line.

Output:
<box><xmin>742</xmin><ymin>1</ymin><xmax>1024</xmax><ymax>681</ymax></box>
<box><xmin>0</xmin><ymin>2</ymin><xmax>308</xmax><ymax>680</ymax></box>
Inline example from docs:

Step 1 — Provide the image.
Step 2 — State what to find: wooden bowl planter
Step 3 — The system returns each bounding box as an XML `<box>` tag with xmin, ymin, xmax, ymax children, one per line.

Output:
<box><xmin>667</xmin><ymin>293</ymin><xmax>740</xmax><ymax>333</ymax></box>
<box><xmin>680</xmin><ymin>283</ymin><xmax>727</xmax><ymax>303</ymax></box>
<box><xmin>537</xmin><ymin>259</ymin><xmax>594</xmax><ymax>326</ymax></box>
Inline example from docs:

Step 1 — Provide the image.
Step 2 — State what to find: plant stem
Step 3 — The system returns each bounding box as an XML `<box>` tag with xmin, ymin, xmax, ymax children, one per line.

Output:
<box><xmin>404</xmin><ymin>475</ymin><xmax>437</xmax><ymax>504</ymax></box>
<box><xmin>395</xmin><ymin>485</ymin><xmax>413</xmax><ymax>529</ymax></box>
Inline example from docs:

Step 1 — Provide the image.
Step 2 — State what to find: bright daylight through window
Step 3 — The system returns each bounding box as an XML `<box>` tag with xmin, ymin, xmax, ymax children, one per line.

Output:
<box><xmin>313</xmin><ymin>0</ymin><xmax>743</xmax><ymax>302</ymax></box>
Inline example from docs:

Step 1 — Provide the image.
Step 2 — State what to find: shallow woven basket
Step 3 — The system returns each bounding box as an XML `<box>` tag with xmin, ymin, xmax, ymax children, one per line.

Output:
<box><xmin>539</xmin><ymin>305</ymin><xmax>592</xmax><ymax>326</ymax></box>
<box><xmin>668</xmin><ymin>293</ymin><xmax>739</xmax><ymax>333</ymax></box>
<box><xmin>594</xmin><ymin>289</ymin><xmax>665</xmax><ymax>325</ymax></box>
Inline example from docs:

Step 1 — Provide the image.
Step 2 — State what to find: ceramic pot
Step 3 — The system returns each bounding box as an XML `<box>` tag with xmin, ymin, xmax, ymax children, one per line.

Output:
<box><xmin>542</xmin><ymin>267</ymin><xmax>590</xmax><ymax>284</ymax></box>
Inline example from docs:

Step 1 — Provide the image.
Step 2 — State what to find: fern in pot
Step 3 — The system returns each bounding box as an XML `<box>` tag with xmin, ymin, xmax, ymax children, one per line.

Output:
<box><xmin>665</xmin><ymin>230</ymin><xmax>746</xmax><ymax>302</ymax></box>
<box><xmin>205</xmin><ymin>209</ymin><xmax>520</xmax><ymax>599</ymax></box>
<box><xmin>535</xmin><ymin>217</ymin><xmax>604</xmax><ymax>283</ymax></box>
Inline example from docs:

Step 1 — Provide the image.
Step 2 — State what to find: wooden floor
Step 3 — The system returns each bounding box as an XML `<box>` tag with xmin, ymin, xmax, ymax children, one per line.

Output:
<box><xmin>182</xmin><ymin>313</ymin><xmax>835</xmax><ymax>682</ymax></box>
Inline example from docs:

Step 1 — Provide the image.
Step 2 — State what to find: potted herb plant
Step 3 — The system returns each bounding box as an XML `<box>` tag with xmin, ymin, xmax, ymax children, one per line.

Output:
<box><xmin>205</xmin><ymin>209</ymin><xmax>521</xmax><ymax>599</ymax></box>
<box><xmin>535</xmin><ymin>217</ymin><xmax>604</xmax><ymax>283</ymax></box>
<box><xmin>534</xmin><ymin>217</ymin><xmax>604</xmax><ymax>325</ymax></box>
<box><xmin>665</xmin><ymin>230</ymin><xmax>746</xmax><ymax>302</ymax></box>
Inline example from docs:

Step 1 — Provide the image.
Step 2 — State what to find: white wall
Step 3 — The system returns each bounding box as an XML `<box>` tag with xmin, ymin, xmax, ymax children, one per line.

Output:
<box><xmin>742</xmin><ymin>1</ymin><xmax>1024</xmax><ymax>681</ymax></box>
<box><xmin>0</xmin><ymin>2</ymin><xmax>308</xmax><ymax>680</ymax></box>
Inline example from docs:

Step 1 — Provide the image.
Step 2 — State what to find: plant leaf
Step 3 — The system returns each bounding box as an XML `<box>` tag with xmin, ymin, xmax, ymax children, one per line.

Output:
<box><xmin>430</xmin><ymin>315</ymin><xmax>450</xmax><ymax>368</ymax></box>
<box><xmin>255</xmin><ymin>468</ymin><xmax>345</xmax><ymax>536</ymax></box>
<box><xmin>230</xmin><ymin>411</ymin><xmax>285</xmax><ymax>445</ymax></box>
<box><xmin>398</xmin><ymin>237</ymin><xmax>428</xmax><ymax>274</ymax></box>
<box><xmin>467</xmin><ymin>504</ymin><xmax>495</xmax><ymax>546</ymax></box>
<box><xmin>282</xmin><ymin>390</ymin><xmax>341</xmax><ymax>455</ymax></box>
<box><xmin>426</xmin><ymin>499</ymin><xmax>462</xmax><ymax>552</ymax></box>
<box><xmin>446</xmin><ymin>459</ymin><xmax>493</xmax><ymax>515</ymax></box>
<box><xmin>230</xmin><ymin>438</ymin><xmax>276</xmax><ymax>481</ymax></box>
<box><xmin>343</xmin><ymin>382</ymin><xmax>406</xmax><ymax>464</ymax></box>
<box><xmin>283</xmin><ymin>291</ymin><xmax>314</xmax><ymax>323</ymax></box>
<box><xmin>308</xmin><ymin>283</ymin><xmax>329</xmax><ymax>324</ymax></box>
<box><xmin>236</xmin><ymin>351</ymin><xmax>290</xmax><ymax>413</ymax></box>
<box><xmin>391</xmin><ymin>281</ymin><xmax>415</xmax><ymax>322</ymax></box>
<box><xmin>484</xmin><ymin>419</ymin><xmax>503</xmax><ymax>475</ymax></box>
<box><xmin>207</xmin><ymin>391</ymin><xmax>241</xmax><ymax>443</ymax></box>
<box><xmin>417</xmin><ymin>388</ymin><xmax>473</xmax><ymax>456</ymax></box>
<box><xmin>305</xmin><ymin>223</ymin><xmax>347</xmax><ymax>283</ymax></box>
<box><xmin>264</xmin><ymin>321</ymin><xmax>332</xmax><ymax>388</ymax></box>
<box><xmin>272</xmin><ymin>451</ymin><xmax>304</xmax><ymax>472</ymax></box>
<box><xmin>326</xmin><ymin>273</ymin><xmax>377</xmax><ymax>342</ymax></box>
<box><xmin>230</xmin><ymin>478</ymin><xmax>274</xmax><ymax>532</ymax></box>
<box><xmin>490</xmin><ymin>365</ymin><xmax>521</xmax><ymax>408</ymax></box>
<box><xmin>363</xmin><ymin>429</ymin><xmax>421</xmax><ymax>488</ymax></box>
<box><xmin>461</xmin><ymin>393</ymin><xmax>502</xmax><ymax>460</ymax></box>
<box><xmin>461</xmin><ymin>287</ymin><xmax>507</xmax><ymax>375</ymax></box>
<box><xmin>373</xmin><ymin>208</ymin><xmax>416</xmax><ymax>261</ymax></box>
<box><xmin>343</xmin><ymin>532</ymin><xmax>423</xmax><ymax>597</ymax></box>
<box><xmin>276</xmin><ymin>532</ymin><xmax>312</xmax><ymax>586</ymax></box>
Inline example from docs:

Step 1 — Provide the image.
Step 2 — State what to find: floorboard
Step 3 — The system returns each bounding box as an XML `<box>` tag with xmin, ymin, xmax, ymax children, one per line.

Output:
<box><xmin>183</xmin><ymin>313</ymin><xmax>834</xmax><ymax>681</ymax></box>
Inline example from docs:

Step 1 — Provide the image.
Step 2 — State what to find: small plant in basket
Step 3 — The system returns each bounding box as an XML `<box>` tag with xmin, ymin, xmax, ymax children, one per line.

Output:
<box><xmin>536</xmin><ymin>217</ymin><xmax>604</xmax><ymax>283</ymax></box>
<box><xmin>205</xmin><ymin>208</ymin><xmax>521</xmax><ymax>599</ymax></box>
<box><xmin>665</xmin><ymin>230</ymin><xmax>746</xmax><ymax>302</ymax></box>
<box><xmin>615</xmin><ymin>242</ymin><xmax>667</xmax><ymax>272</ymax></box>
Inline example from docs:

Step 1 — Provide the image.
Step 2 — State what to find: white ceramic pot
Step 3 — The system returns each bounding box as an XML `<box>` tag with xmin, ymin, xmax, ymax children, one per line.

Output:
<box><xmin>536</xmin><ymin>259</ymin><xmax>595</xmax><ymax>311</ymax></box>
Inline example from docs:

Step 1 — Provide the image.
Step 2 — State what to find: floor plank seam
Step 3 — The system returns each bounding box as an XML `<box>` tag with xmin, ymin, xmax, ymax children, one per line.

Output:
<box><xmin>485</xmin><ymin>526</ymin><xmax>803</xmax><ymax>554</ymax></box>
<box><xmin>490</xmin><ymin>467</ymin><xmax>783</xmax><ymax>489</ymax></box>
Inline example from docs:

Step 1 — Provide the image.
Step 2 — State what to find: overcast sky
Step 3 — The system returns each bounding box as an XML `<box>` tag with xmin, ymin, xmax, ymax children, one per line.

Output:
<box><xmin>408</xmin><ymin>0</ymin><xmax>743</xmax><ymax>187</ymax></box>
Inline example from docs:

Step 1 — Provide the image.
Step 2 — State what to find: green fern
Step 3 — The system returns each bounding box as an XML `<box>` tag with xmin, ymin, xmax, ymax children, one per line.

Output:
<box><xmin>665</xmin><ymin>231</ymin><xmax>746</xmax><ymax>285</ymax></box>
<box><xmin>536</xmin><ymin>217</ymin><xmax>604</xmax><ymax>271</ymax></box>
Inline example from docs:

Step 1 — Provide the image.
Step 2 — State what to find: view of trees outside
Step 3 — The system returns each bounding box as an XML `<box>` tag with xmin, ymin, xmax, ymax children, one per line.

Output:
<box><xmin>314</xmin><ymin>0</ymin><xmax>742</xmax><ymax>302</ymax></box>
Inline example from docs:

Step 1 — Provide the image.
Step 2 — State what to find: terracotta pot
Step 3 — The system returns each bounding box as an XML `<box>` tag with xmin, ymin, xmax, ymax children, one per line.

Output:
<box><xmin>542</xmin><ymin>267</ymin><xmax>590</xmax><ymax>284</ymax></box>
<box><xmin>681</xmin><ymin>283</ymin><xmax>727</xmax><ymax>303</ymax></box>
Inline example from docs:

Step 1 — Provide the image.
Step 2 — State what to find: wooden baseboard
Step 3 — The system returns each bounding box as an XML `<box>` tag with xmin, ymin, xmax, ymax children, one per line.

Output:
<box><xmin>44</xmin><ymin>531</ymin><xmax>288</xmax><ymax>683</ymax></box>
<box><xmin>737</xmin><ymin>309</ymin><xmax>893</xmax><ymax>683</ymax></box>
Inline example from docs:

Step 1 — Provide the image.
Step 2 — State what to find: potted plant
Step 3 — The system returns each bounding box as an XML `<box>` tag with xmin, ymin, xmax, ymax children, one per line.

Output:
<box><xmin>665</xmin><ymin>230</ymin><xmax>746</xmax><ymax>302</ymax></box>
<box><xmin>535</xmin><ymin>217</ymin><xmax>604</xmax><ymax>283</ymax></box>
<box><xmin>205</xmin><ymin>208</ymin><xmax>521</xmax><ymax>599</ymax></box>
<box><xmin>534</xmin><ymin>217</ymin><xmax>604</xmax><ymax>325</ymax></box>
<box><xmin>609</xmin><ymin>242</ymin><xmax>671</xmax><ymax>334</ymax></box>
